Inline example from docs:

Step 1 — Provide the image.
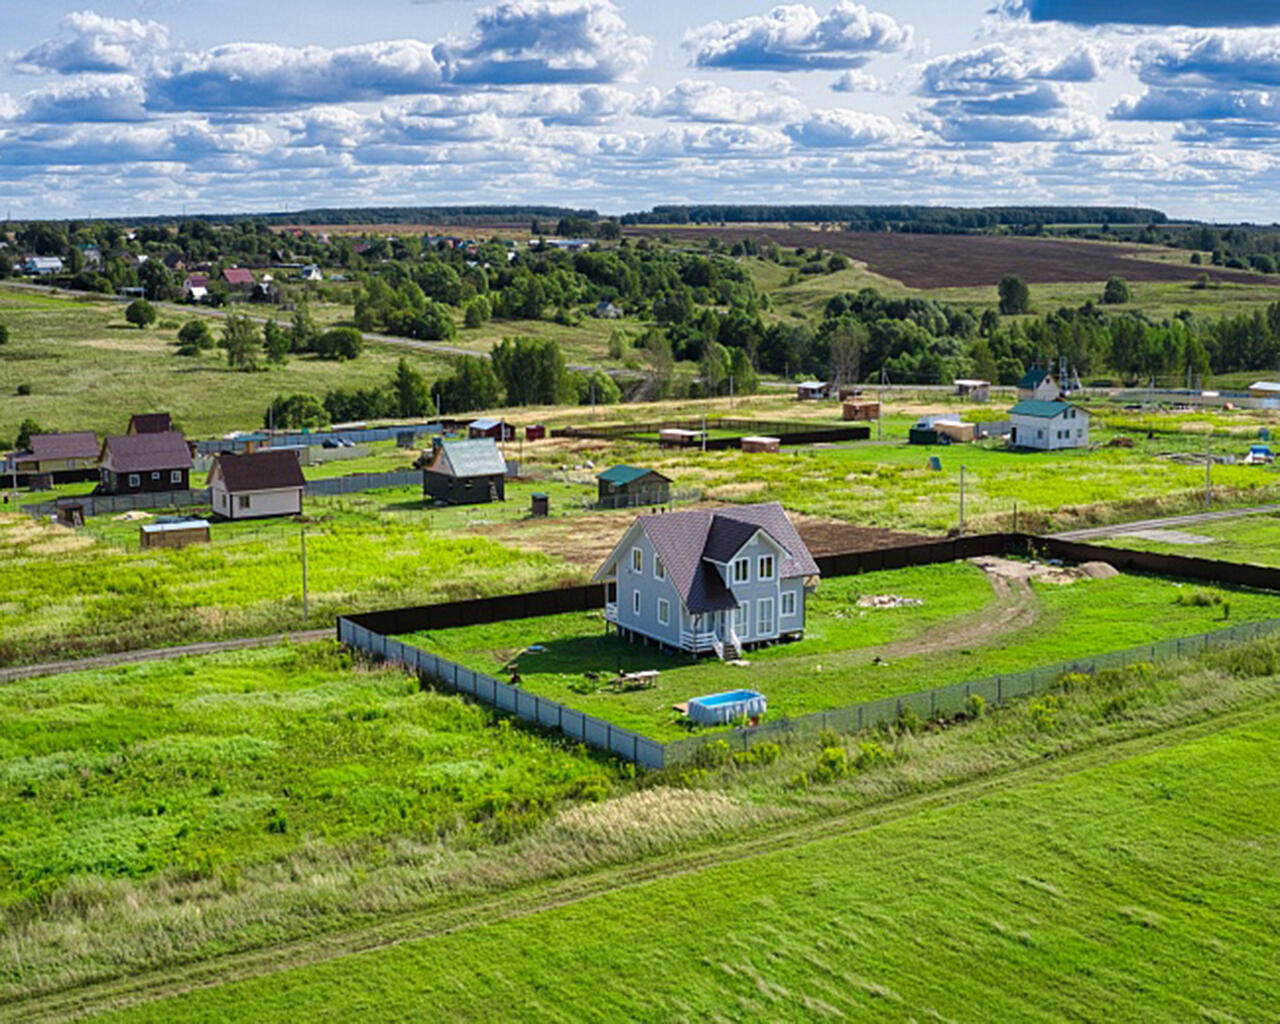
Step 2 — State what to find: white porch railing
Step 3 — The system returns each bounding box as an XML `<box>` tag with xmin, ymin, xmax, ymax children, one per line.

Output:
<box><xmin>680</xmin><ymin>630</ymin><xmax>721</xmax><ymax>654</ymax></box>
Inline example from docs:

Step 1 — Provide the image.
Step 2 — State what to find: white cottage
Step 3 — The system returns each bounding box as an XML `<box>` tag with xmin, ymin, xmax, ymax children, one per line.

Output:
<box><xmin>209</xmin><ymin>449</ymin><xmax>306</xmax><ymax>519</ymax></box>
<box><xmin>594</xmin><ymin>503</ymin><xmax>819</xmax><ymax>659</ymax></box>
<box><xmin>1008</xmin><ymin>400</ymin><xmax>1090</xmax><ymax>451</ymax></box>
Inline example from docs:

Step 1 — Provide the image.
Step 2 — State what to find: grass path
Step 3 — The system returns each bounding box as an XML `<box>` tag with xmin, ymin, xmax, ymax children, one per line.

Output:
<box><xmin>12</xmin><ymin>695</ymin><xmax>1276</xmax><ymax>1024</ymax></box>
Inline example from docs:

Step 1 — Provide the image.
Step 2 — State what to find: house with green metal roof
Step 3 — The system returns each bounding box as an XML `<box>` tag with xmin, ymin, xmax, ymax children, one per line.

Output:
<box><xmin>423</xmin><ymin>438</ymin><xmax>507</xmax><ymax>505</ymax></box>
<box><xmin>1016</xmin><ymin>367</ymin><xmax>1062</xmax><ymax>402</ymax></box>
<box><xmin>596</xmin><ymin>465</ymin><xmax>672</xmax><ymax>509</ymax></box>
<box><xmin>1008</xmin><ymin>399</ymin><xmax>1089</xmax><ymax>451</ymax></box>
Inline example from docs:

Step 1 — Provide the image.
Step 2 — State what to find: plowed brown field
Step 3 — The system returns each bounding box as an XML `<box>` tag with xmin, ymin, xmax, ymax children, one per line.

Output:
<box><xmin>628</xmin><ymin>226</ymin><xmax>1267</xmax><ymax>289</ymax></box>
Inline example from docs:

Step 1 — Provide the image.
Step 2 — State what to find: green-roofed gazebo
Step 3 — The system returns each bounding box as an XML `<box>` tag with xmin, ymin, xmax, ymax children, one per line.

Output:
<box><xmin>597</xmin><ymin>465</ymin><xmax>672</xmax><ymax>509</ymax></box>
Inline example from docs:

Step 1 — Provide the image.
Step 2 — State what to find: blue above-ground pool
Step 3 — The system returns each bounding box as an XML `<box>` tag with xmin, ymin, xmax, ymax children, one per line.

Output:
<box><xmin>687</xmin><ymin>689</ymin><xmax>767</xmax><ymax>726</ymax></box>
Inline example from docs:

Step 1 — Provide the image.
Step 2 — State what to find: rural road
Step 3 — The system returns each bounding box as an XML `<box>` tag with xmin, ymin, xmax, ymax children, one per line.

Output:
<box><xmin>1052</xmin><ymin>503</ymin><xmax>1280</xmax><ymax>541</ymax></box>
<box><xmin>0</xmin><ymin>629</ymin><xmax>333</xmax><ymax>685</ymax></box>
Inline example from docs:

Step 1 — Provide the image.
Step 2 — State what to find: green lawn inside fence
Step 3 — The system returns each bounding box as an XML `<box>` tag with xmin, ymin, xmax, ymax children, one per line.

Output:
<box><xmin>97</xmin><ymin>705</ymin><xmax>1280</xmax><ymax>1023</ymax></box>
<box><xmin>400</xmin><ymin>562</ymin><xmax>1280</xmax><ymax>739</ymax></box>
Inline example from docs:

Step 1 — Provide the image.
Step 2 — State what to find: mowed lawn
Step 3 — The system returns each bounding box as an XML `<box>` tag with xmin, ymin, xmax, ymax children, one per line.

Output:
<box><xmin>0</xmin><ymin>644</ymin><xmax>611</xmax><ymax>918</ymax></box>
<box><xmin>98</xmin><ymin>708</ymin><xmax>1280</xmax><ymax>1023</ymax></box>
<box><xmin>0</xmin><ymin>290</ymin><xmax>450</xmax><ymax>442</ymax></box>
<box><xmin>404</xmin><ymin>563</ymin><xmax>1280</xmax><ymax>737</ymax></box>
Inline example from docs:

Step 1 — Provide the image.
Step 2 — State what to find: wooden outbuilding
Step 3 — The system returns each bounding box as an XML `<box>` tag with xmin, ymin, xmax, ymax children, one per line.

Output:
<box><xmin>954</xmin><ymin>379</ymin><xmax>991</xmax><ymax>402</ymax></box>
<box><xmin>741</xmin><ymin>435</ymin><xmax>781</xmax><ymax>453</ymax></box>
<box><xmin>525</xmin><ymin>424</ymin><xmax>547</xmax><ymax>441</ymax></box>
<box><xmin>843</xmin><ymin>401</ymin><xmax>880</xmax><ymax>421</ymax></box>
<box><xmin>796</xmin><ymin>381</ymin><xmax>834</xmax><ymax>400</ymax></box>
<box><xmin>659</xmin><ymin>428</ymin><xmax>703</xmax><ymax>448</ymax></box>
<box><xmin>468</xmin><ymin>418</ymin><xmax>515</xmax><ymax>441</ymax></box>
<box><xmin>140</xmin><ymin>519</ymin><xmax>210</xmax><ymax>549</ymax></box>
<box><xmin>423</xmin><ymin>439</ymin><xmax>507</xmax><ymax>505</ymax></box>
<box><xmin>127</xmin><ymin>413</ymin><xmax>173</xmax><ymax>435</ymax></box>
<box><xmin>596</xmin><ymin>465</ymin><xmax>672</xmax><ymax>508</ymax></box>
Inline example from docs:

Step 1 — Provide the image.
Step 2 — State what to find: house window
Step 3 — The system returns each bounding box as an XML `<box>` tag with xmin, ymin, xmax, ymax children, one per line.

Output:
<box><xmin>127</xmin><ymin>474</ymin><xmax>140</xmax><ymax>488</ymax></box>
<box><xmin>732</xmin><ymin>557</ymin><xmax>750</xmax><ymax>583</ymax></box>
<box><xmin>632</xmin><ymin>590</ymin><xmax>641</xmax><ymax>616</ymax></box>
<box><xmin>657</xmin><ymin>598</ymin><xmax>670</xmax><ymax>626</ymax></box>
<box><xmin>757</xmin><ymin>598</ymin><xmax>775</xmax><ymax>636</ymax></box>
<box><xmin>654</xmin><ymin>556</ymin><xmax>665</xmax><ymax>580</ymax></box>
<box><xmin>1037</xmin><ymin>429</ymin><xmax>1044</xmax><ymax>439</ymax></box>
<box><xmin>150</xmin><ymin>471</ymin><xmax>160</xmax><ymax>480</ymax></box>
<box><xmin>758</xmin><ymin>555</ymin><xmax>775</xmax><ymax>581</ymax></box>
<box><xmin>733</xmin><ymin>603</ymin><xmax>748</xmax><ymax>634</ymax></box>
<box><xmin>238</xmin><ymin>495</ymin><xmax>251</xmax><ymax>509</ymax></box>
<box><xmin>631</xmin><ymin>547</ymin><xmax>643</xmax><ymax>574</ymax></box>
<box><xmin>170</xmin><ymin>470</ymin><xmax>182</xmax><ymax>484</ymax></box>
<box><xmin>781</xmin><ymin>590</ymin><xmax>797</xmax><ymax>617</ymax></box>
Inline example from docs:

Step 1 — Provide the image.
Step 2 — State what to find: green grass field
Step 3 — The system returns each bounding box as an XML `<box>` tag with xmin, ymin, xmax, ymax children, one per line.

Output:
<box><xmin>403</xmin><ymin>562</ymin><xmax>1280</xmax><ymax>738</ymax></box>
<box><xmin>90</xmin><ymin>702</ymin><xmax>1280</xmax><ymax>1023</ymax></box>
<box><xmin>0</xmin><ymin>289</ymin><xmax>449</xmax><ymax>442</ymax></box>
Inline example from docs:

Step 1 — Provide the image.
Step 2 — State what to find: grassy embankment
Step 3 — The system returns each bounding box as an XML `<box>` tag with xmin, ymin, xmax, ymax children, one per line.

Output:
<box><xmin>405</xmin><ymin>563</ymin><xmax>1280</xmax><ymax>738</ymax></box>
<box><xmin>37</xmin><ymin>646</ymin><xmax>1279</xmax><ymax>1024</ymax></box>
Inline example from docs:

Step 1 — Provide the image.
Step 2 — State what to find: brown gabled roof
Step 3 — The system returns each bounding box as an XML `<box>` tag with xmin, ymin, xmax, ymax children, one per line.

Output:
<box><xmin>211</xmin><ymin>450</ymin><xmax>305</xmax><ymax>493</ymax></box>
<box><xmin>222</xmin><ymin>267</ymin><xmax>255</xmax><ymax>286</ymax></box>
<box><xmin>17</xmin><ymin>432</ymin><xmax>99</xmax><ymax>463</ymax></box>
<box><xmin>101</xmin><ymin>432</ymin><xmax>193</xmax><ymax>473</ymax></box>
<box><xmin>128</xmin><ymin>412</ymin><xmax>172</xmax><ymax>434</ymax></box>
<box><xmin>598</xmin><ymin>502</ymin><xmax>819</xmax><ymax>614</ymax></box>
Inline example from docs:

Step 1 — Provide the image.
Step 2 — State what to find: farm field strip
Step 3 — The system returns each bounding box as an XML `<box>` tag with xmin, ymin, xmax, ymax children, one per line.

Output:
<box><xmin>37</xmin><ymin>698</ymin><xmax>1280</xmax><ymax>1024</ymax></box>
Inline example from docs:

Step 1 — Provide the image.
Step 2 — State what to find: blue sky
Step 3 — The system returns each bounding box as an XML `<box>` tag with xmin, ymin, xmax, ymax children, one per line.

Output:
<box><xmin>3</xmin><ymin>1</ymin><xmax>1280</xmax><ymax>220</ymax></box>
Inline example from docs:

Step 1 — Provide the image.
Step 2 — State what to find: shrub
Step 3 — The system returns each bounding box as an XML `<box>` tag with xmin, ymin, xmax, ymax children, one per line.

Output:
<box><xmin>897</xmin><ymin>705</ymin><xmax>923</xmax><ymax>735</ymax></box>
<box><xmin>1028</xmin><ymin>694</ymin><xmax>1066</xmax><ymax>733</ymax></box>
<box><xmin>125</xmin><ymin>299</ymin><xmax>157</xmax><ymax>330</ymax></box>
<box><xmin>177</xmin><ymin>319</ymin><xmax>214</xmax><ymax>356</ymax></box>
<box><xmin>1102</xmin><ymin>276</ymin><xmax>1131</xmax><ymax>304</ymax></box>
<box><xmin>16</xmin><ymin>417</ymin><xmax>43</xmax><ymax>449</ymax></box>
<box><xmin>16</xmin><ymin>383</ymin><xmax>31</xmax><ymax>396</ymax></box>
<box><xmin>693</xmin><ymin>739</ymin><xmax>731</xmax><ymax>768</ymax></box>
<box><xmin>998</xmin><ymin>274</ymin><xmax>1031</xmax><ymax>315</ymax></box>
<box><xmin>853</xmin><ymin>741</ymin><xmax>890</xmax><ymax>771</ymax></box>
<box><xmin>732</xmin><ymin>742</ymin><xmax>781</xmax><ymax>768</ymax></box>
<box><xmin>315</xmin><ymin>327</ymin><xmax>364</xmax><ymax>361</ymax></box>
<box><xmin>1175</xmin><ymin>589</ymin><xmax>1222</xmax><ymax>607</ymax></box>
<box><xmin>963</xmin><ymin>693</ymin><xmax>987</xmax><ymax>720</ymax></box>
<box><xmin>1206</xmin><ymin>638</ymin><xmax>1280</xmax><ymax>679</ymax></box>
<box><xmin>812</xmin><ymin>745</ymin><xmax>849</xmax><ymax>783</ymax></box>
<box><xmin>0</xmin><ymin>322</ymin><xmax>8</xmax><ymax>345</ymax></box>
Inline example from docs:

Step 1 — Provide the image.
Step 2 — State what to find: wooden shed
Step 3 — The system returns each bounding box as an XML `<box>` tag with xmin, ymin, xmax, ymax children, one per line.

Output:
<box><xmin>423</xmin><ymin>439</ymin><xmax>507</xmax><ymax>505</ymax></box>
<box><xmin>140</xmin><ymin>519</ymin><xmax>210</xmax><ymax>549</ymax></box>
<box><xmin>596</xmin><ymin>465</ymin><xmax>672</xmax><ymax>508</ymax></box>
<box><xmin>659</xmin><ymin>428</ymin><xmax>703</xmax><ymax>448</ymax></box>
<box><xmin>954</xmin><ymin>379</ymin><xmax>991</xmax><ymax>402</ymax></box>
<box><xmin>525</xmin><ymin>424</ymin><xmax>547</xmax><ymax>441</ymax></box>
<box><xmin>741</xmin><ymin>435</ymin><xmax>781</xmax><ymax>453</ymax></box>
<box><xmin>843</xmin><ymin>401</ymin><xmax>880</xmax><ymax>421</ymax></box>
<box><xmin>468</xmin><ymin>418</ymin><xmax>515</xmax><ymax>441</ymax></box>
<box><xmin>932</xmin><ymin>420</ymin><xmax>976</xmax><ymax>443</ymax></box>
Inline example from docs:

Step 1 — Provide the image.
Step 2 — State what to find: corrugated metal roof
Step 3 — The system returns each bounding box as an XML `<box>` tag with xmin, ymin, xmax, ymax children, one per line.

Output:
<box><xmin>597</xmin><ymin>465</ymin><xmax>667</xmax><ymax>486</ymax></box>
<box><xmin>1017</xmin><ymin>368</ymin><xmax>1050</xmax><ymax>389</ymax></box>
<box><xmin>435</xmin><ymin>439</ymin><xmax>506</xmax><ymax>477</ymax></box>
<box><xmin>469</xmin><ymin>418</ymin><xmax>504</xmax><ymax>431</ymax></box>
<box><xmin>141</xmin><ymin>519</ymin><xmax>210</xmax><ymax>534</ymax></box>
<box><xmin>1009</xmin><ymin>400</ymin><xmax>1077</xmax><ymax>419</ymax></box>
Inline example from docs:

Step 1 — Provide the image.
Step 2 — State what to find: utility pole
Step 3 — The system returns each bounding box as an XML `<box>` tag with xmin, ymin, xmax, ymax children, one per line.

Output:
<box><xmin>959</xmin><ymin>465</ymin><xmax>966</xmax><ymax>535</ymax></box>
<box><xmin>729</xmin><ymin>373</ymin><xmax>734</xmax><ymax>411</ymax></box>
<box><xmin>1204</xmin><ymin>433</ymin><xmax>1212</xmax><ymax>510</ymax></box>
<box><xmin>301</xmin><ymin>528</ymin><xmax>309</xmax><ymax>623</ymax></box>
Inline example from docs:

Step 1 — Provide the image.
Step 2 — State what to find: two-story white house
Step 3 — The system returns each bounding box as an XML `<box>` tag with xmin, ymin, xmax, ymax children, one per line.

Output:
<box><xmin>1008</xmin><ymin>399</ymin><xmax>1090</xmax><ymax>451</ymax></box>
<box><xmin>594</xmin><ymin>503</ymin><xmax>820</xmax><ymax>659</ymax></box>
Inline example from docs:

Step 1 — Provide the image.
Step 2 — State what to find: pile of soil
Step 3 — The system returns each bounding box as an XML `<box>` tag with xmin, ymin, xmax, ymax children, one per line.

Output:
<box><xmin>857</xmin><ymin>595</ymin><xmax>924</xmax><ymax>609</ymax></box>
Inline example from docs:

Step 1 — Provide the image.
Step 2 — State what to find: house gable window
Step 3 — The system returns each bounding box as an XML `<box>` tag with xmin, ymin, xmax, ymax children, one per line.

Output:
<box><xmin>657</xmin><ymin>598</ymin><xmax>670</xmax><ymax>626</ymax></box>
<box><xmin>781</xmin><ymin>590</ymin><xmax>797</xmax><ymax>617</ymax></box>
<box><xmin>631</xmin><ymin>547</ymin><xmax>643</xmax><ymax>574</ymax></box>
<box><xmin>758</xmin><ymin>555</ymin><xmax>775</xmax><ymax>581</ymax></box>
<box><xmin>654</xmin><ymin>556</ymin><xmax>665</xmax><ymax>581</ymax></box>
<box><xmin>732</xmin><ymin>557</ymin><xmax>750</xmax><ymax>584</ymax></box>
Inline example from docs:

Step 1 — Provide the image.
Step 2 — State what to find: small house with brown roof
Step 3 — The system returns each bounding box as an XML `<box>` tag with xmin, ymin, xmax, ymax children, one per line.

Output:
<box><xmin>209</xmin><ymin>449</ymin><xmax>306</xmax><ymax>519</ymax></box>
<box><xmin>594</xmin><ymin>502</ymin><xmax>818</xmax><ymax>658</ymax></box>
<box><xmin>423</xmin><ymin>438</ymin><xmax>506</xmax><ymax>505</ymax></box>
<box><xmin>128</xmin><ymin>412</ymin><xmax>172</xmax><ymax>435</ymax></box>
<box><xmin>99</xmin><ymin>432</ymin><xmax>193</xmax><ymax>494</ymax></box>
<box><xmin>15</xmin><ymin>432</ymin><xmax>99</xmax><ymax>474</ymax></box>
<box><xmin>222</xmin><ymin>267</ymin><xmax>255</xmax><ymax>291</ymax></box>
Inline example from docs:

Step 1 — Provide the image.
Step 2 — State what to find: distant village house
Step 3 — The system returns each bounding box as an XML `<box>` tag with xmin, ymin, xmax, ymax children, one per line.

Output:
<box><xmin>209</xmin><ymin>450</ymin><xmax>306</xmax><ymax>520</ymax></box>
<box><xmin>423</xmin><ymin>438</ymin><xmax>507</xmax><ymax>505</ymax></box>
<box><xmin>99</xmin><ymin>432</ymin><xmax>193</xmax><ymax>494</ymax></box>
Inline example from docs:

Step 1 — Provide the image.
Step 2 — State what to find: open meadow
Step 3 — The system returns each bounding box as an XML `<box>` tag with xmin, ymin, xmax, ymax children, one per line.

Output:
<box><xmin>77</xmin><ymin>693</ymin><xmax>1280</xmax><ymax>1024</ymax></box>
<box><xmin>404</xmin><ymin>560</ymin><xmax>1280</xmax><ymax>737</ymax></box>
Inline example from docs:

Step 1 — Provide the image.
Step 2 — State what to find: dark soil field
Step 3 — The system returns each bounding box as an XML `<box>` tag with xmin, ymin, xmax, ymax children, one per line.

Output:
<box><xmin>629</xmin><ymin>226</ymin><xmax>1267</xmax><ymax>289</ymax></box>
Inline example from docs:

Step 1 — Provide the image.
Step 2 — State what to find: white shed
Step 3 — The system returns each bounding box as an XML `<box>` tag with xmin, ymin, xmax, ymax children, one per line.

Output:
<box><xmin>209</xmin><ymin>449</ymin><xmax>306</xmax><ymax>520</ymax></box>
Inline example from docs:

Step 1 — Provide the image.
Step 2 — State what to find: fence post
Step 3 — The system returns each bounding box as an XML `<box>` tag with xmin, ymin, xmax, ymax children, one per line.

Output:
<box><xmin>997</xmin><ymin>677</ymin><xmax>1002</xmax><ymax>703</ymax></box>
<box><xmin>858</xmin><ymin>705</ymin><xmax>863</xmax><ymax>730</ymax></box>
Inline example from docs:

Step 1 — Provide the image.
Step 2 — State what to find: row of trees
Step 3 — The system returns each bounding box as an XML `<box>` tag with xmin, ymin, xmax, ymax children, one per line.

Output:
<box><xmin>172</xmin><ymin>306</ymin><xmax>362</xmax><ymax>371</ymax></box>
